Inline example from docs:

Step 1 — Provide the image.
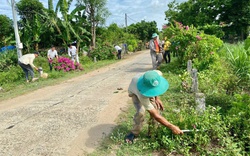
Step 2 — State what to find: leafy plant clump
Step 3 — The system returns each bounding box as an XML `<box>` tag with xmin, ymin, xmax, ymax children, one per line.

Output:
<box><xmin>90</xmin><ymin>44</ymin><xmax>116</xmax><ymax>61</ymax></box>
<box><xmin>154</xmin><ymin>106</ymin><xmax>244</xmax><ymax>155</ymax></box>
<box><xmin>225</xmin><ymin>43</ymin><xmax>250</xmax><ymax>88</ymax></box>
<box><xmin>163</xmin><ymin>21</ymin><xmax>223</xmax><ymax>71</ymax></box>
<box><xmin>52</xmin><ymin>57</ymin><xmax>84</xmax><ymax>72</ymax></box>
<box><xmin>0</xmin><ymin>50</ymin><xmax>18</xmax><ymax>72</ymax></box>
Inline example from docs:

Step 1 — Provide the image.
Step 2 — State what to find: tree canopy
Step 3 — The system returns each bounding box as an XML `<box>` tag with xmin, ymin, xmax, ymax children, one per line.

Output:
<box><xmin>77</xmin><ymin>0</ymin><xmax>110</xmax><ymax>48</ymax></box>
<box><xmin>127</xmin><ymin>20</ymin><xmax>158</xmax><ymax>42</ymax></box>
<box><xmin>165</xmin><ymin>0</ymin><xmax>250</xmax><ymax>40</ymax></box>
<box><xmin>0</xmin><ymin>15</ymin><xmax>14</xmax><ymax>47</ymax></box>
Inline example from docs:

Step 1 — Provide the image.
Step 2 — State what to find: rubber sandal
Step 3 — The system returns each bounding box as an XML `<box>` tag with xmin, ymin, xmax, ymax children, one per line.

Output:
<box><xmin>124</xmin><ymin>132</ymin><xmax>135</xmax><ymax>143</ymax></box>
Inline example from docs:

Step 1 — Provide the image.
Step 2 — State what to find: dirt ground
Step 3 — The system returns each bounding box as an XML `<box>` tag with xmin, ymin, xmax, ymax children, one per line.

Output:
<box><xmin>0</xmin><ymin>50</ymin><xmax>153</xmax><ymax>156</ymax></box>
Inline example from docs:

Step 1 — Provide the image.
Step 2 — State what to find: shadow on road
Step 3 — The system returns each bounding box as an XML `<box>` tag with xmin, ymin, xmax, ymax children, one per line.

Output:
<box><xmin>85</xmin><ymin>124</ymin><xmax>117</xmax><ymax>148</ymax></box>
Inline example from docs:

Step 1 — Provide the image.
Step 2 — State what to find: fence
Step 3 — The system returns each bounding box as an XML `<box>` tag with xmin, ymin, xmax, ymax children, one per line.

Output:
<box><xmin>187</xmin><ymin>60</ymin><xmax>206</xmax><ymax>112</ymax></box>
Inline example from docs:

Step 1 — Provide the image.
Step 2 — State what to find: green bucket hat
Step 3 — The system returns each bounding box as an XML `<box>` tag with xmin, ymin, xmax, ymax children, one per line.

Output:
<box><xmin>152</xmin><ymin>33</ymin><xmax>158</xmax><ymax>38</ymax></box>
<box><xmin>137</xmin><ymin>70</ymin><xmax>169</xmax><ymax>97</ymax></box>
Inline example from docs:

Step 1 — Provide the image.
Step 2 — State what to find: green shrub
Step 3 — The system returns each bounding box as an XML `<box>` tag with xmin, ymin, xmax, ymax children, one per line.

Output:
<box><xmin>226</xmin><ymin>94</ymin><xmax>250</xmax><ymax>152</ymax></box>
<box><xmin>0</xmin><ymin>50</ymin><xmax>18</xmax><ymax>72</ymax></box>
<box><xmin>224</xmin><ymin>43</ymin><xmax>250</xmax><ymax>88</ymax></box>
<box><xmin>244</xmin><ymin>36</ymin><xmax>250</xmax><ymax>52</ymax></box>
<box><xmin>154</xmin><ymin>106</ymin><xmax>243</xmax><ymax>155</ymax></box>
<box><xmin>163</xmin><ymin>22</ymin><xmax>223</xmax><ymax>71</ymax></box>
<box><xmin>198</xmin><ymin>59</ymin><xmax>240</xmax><ymax>95</ymax></box>
<box><xmin>127</xmin><ymin>45</ymin><xmax>133</xmax><ymax>52</ymax></box>
<box><xmin>0</xmin><ymin>66</ymin><xmax>24</xmax><ymax>85</ymax></box>
<box><xmin>198</xmin><ymin>24</ymin><xmax>225</xmax><ymax>38</ymax></box>
<box><xmin>90</xmin><ymin>44</ymin><xmax>115</xmax><ymax>60</ymax></box>
<box><xmin>127</xmin><ymin>39</ymin><xmax>138</xmax><ymax>52</ymax></box>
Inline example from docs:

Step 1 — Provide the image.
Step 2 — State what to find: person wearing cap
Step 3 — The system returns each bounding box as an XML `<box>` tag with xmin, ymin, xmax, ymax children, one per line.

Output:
<box><xmin>18</xmin><ymin>52</ymin><xmax>39</xmax><ymax>82</ymax></box>
<box><xmin>47</xmin><ymin>45</ymin><xmax>59</xmax><ymax>71</ymax></box>
<box><xmin>125</xmin><ymin>70</ymin><xmax>183</xmax><ymax>143</ymax></box>
<box><xmin>68</xmin><ymin>44</ymin><xmax>79</xmax><ymax>63</ymax></box>
<box><xmin>149</xmin><ymin>33</ymin><xmax>163</xmax><ymax>69</ymax></box>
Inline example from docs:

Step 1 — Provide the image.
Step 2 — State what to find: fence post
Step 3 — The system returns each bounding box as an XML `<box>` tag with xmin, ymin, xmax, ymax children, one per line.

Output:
<box><xmin>195</xmin><ymin>93</ymin><xmax>206</xmax><ymax>113</ymax></box>
<box><xmin>187</xmin><ymin>60</ymin><xmax>192</xmax><ymax>75</ymax></box>
<box><xmin>191</xmin><ymin>69</ymin><xmax>198</xmax><ymax>93</ymax></box>
<box><xmin>94</xmin><ymin>57</ymin><xmax>97</xmax><ymax>63</ymax></box>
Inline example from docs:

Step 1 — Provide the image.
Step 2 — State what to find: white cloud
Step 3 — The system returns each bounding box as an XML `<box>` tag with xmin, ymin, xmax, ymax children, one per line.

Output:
<box><xmin>151</xmin><ymin>0</ymin><xmax>160</xmax><ymax>7</ymax></box>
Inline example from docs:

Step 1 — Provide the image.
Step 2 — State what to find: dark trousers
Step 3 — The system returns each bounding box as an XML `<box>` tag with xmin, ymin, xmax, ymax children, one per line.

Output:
<box><xmin>163</xmin><ymin>50</ymin><xmax>171</xmax><ymax>63</ymax></box>
<box><xmin>117</xmin><ymin>50</ymin><xmax>122</xmax><ymax>59</ymax></box>
<box><xmin>49</xmin><ymin>62</ymin><xmax>53</xmax><ymax>71</ymax></box>
<box><xmin>18</xmin><ymin>61</ymin><xmax>34</xmax><ymax>80</ymax></box>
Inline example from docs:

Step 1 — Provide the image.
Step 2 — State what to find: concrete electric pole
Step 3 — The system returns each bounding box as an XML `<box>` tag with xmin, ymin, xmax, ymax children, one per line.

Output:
<box><xmin>11</xmin><ymin>0</ymin><xmax>22</xmax><ymax>58</ymax></box>
<box><xmin>125</xmin><ymin>13</ymin><xmax>127</xmax><ymax>32</ymax></box>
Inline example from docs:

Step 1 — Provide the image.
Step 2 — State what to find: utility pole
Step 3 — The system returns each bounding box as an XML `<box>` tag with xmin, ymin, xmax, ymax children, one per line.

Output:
<box><xmin>11</xmin><ymin>0</ymin><xmax>22</xmax><ymax>59</ymax></box>
<box><xmin>125</xmin><ymin>13</ymin><xmax>127</xmax><ymax>32</ymax></box>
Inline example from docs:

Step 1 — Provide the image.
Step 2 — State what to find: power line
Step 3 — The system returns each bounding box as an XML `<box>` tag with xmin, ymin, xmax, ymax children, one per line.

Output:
<box><xmin>127</xmin><ymin>15</ymin><xmax>138</xmax><ymax>23</ymax></box>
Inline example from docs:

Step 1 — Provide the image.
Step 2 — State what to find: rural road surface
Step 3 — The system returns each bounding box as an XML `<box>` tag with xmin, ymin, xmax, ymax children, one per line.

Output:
<box><xmin>0</xmin><ymin>50</ymin><xmax>152</xmax><ymax>156</ymax></box>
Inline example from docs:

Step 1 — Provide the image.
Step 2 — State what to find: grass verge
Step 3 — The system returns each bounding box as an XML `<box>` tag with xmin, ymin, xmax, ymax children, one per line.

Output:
<box><xmin>88</xmin><ymin>57</ymin><xmax>248</xmax><ymax>156</ymax></box>
<box><xmin>0</xmin><ymin>59</ymin><xmax>117</xmax><ymax>101</ymax></box>
<box><xmin>88</xmin><ymin>59</ymin><xmax>191</xmax><ymax>156</ymax></box>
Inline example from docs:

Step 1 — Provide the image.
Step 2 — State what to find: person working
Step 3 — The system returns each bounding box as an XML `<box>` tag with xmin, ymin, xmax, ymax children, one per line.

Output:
<box><xmin>114</xmin><ymin>45</ymin><xmax>122</xmax><ymax>59</ymax></box>
<box><xmin>68</xmin><ymin>44</ymin><xmax>79</xmax><ymax>63</ymax></box>
<box><xmin>47</xmin><ymin>45</ymin><xmax>58</xmax><ymax>71</ymax></box>
<box><xmin>18</xmin><ymin>52</ymin><xmax>39</xmax><ymax>82</ymax></box>
<box><xmin>125</xmin><ymin>70</ymin><xmax>183</xmax><ymax>143</ymax></box>
<box><xmin>149</xmin><ymin>33</ymin><xmax>163</xmax><ymax>69</ymax></box>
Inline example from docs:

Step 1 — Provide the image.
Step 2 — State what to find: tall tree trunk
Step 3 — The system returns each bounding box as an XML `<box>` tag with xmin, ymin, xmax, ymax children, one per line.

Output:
<box><xmin>91</xmin><ymin>24</ymin><xmax>96</xmax><ymax>48</ymax></box>
<box><xmin>90</xmin><ymin>5</ymin><xmax>96</xmax><ymax>48</ymax></box>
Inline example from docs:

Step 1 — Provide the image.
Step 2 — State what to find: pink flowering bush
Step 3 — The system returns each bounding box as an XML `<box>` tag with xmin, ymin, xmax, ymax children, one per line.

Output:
<box><xmin>53</xmin><ymin>57</ymin><xmax>84</xmax><ymax>72</ymax></box>
<box><xmin>163</xmin><ymin>21</ymin><xmax>223</xmax><ymax>70</ymax></box>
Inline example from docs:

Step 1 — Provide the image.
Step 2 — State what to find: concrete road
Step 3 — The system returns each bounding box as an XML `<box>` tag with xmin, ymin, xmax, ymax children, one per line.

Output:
<box><xmin>0</xmin><ymin>50</ymin><xmax>152</xmax><ymax>156</ymax></box>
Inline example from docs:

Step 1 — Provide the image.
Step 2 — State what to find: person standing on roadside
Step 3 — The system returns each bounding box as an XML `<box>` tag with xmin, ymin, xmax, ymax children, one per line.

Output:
<box><xmin>47</xmin><ymin>45</ymin><xmax>58</xmax><ymax>71</ymax></box>
<box><xmin>163</xmin><ymin>37</ymin><xmax>171</xmax><ymax>63</ymax></box>
<box><xmin>125</xmin><ymin>70</ymin><xmax>183</xmax><ymax>143</ymax></box>
<box><xmin>114</xmin><ymin>45</ymin><xmax>122</xmax><ymax>59</ymax></box>
<box><xmin>68</xmin><ymin>44</ymin><xmax>79</xmax><ymax>63</ymax></box>
<box><xmin>18</xmin><ymin>52</ymin><xmax>40</xmax><ymax>83</ymax></box>
<box><xmin>149</xmin><ymin>33</ymin><xmax>163</xmax><ymax>69</ymax></box>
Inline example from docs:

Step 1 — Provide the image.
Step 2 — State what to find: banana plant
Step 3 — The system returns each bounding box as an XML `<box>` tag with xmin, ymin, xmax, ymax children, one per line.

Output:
<box><xmin>43</xmin><ymin>0</ymin><xmax>90</xmax><ymax>48</ymax></box>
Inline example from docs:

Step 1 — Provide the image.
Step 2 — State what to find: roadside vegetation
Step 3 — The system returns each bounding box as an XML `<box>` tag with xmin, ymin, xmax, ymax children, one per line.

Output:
<box><xmin>0</xmin><ymin>0</ymin><xmax>249</xmax><ymax>155</ymax></box>
<box><xmin>89</xmin><ymin>0</ymin><xmax>250</xmax><ymax>154</ymax></box>
<box><xmin>90</xmin><ymin>38</ymin><xmax>250</xmax><ymax>156</ymax></box>
<box><xmin>0</xmin><ymin>0</ymin><xmax>157</xmax><ymax>99</ymax></box>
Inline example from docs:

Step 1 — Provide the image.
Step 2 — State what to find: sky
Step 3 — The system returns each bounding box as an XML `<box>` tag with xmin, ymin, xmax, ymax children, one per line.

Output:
<box><xmin>0</xmin><ymin>0</ymin><xmax>187</xmax><ymax>30</ymax></box>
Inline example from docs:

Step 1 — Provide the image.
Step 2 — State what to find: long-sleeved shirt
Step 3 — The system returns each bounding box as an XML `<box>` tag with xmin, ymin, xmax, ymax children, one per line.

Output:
<box><xmin>18</xmin><ymin>54</ymin><xmax>36</xmax><ymax>68</ymax></box>
<box><xmin>68</xmin><ymin>46</ymin><xmax>77</xmax><ymax>57</ymax></box>
<box><xmin>149</xmin><ymin>38</ymin><xmax>162</xmax><ymax>53</ymax></box>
